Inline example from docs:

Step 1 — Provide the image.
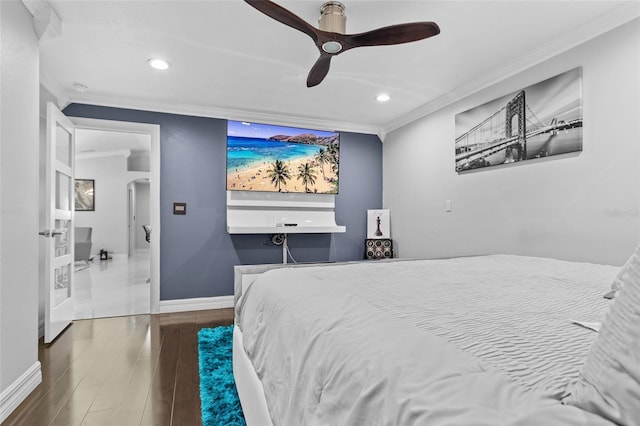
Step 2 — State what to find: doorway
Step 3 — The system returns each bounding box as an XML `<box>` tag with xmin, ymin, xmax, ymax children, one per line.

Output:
<box><xmin>71</xmin><ymin>118</ymin><xmax>160</xmax><ymax>317</ymax></box>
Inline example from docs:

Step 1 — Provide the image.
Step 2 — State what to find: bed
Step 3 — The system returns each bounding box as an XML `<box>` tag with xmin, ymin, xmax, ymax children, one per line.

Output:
<box><xmin>233</xmin><ymin>253</ymin><xmax>640</xmax><ymax>426</ymax></box>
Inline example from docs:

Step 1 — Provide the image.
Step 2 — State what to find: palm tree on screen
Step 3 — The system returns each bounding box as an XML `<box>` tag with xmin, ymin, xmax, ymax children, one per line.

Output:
<box><xmin>267</xmin><ymin>159</ymin><xmax>291</xmax><ymax>192</ymax></box>
<box><xmin>327</xmin><ymin>143</ymin><xmax>339</xmax><ymax>174</ymax></box>
<box><xmin>314</xmin><ymin>148</ymin><xmax>328</xmax><ymax>179</ymax></box>
<box><xmin>297</xmin><ymin>162</ymin><xmax>317</xmax><ymax>192</ymax></box>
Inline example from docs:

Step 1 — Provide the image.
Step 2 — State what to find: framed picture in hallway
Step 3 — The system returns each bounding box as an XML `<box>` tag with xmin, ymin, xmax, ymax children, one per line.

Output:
<box><xmin>75</xmin><ymin>179</ymin><xmax>95</xmax><ymax>211</ymax></box>
<box><xmin>454</xmin><ymin>67</ymin><xmax>583</xmax><ymax>172</ymax></box>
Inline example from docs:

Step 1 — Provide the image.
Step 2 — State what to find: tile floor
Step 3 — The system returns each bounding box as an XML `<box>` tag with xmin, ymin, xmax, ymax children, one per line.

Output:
<box><xmin>74</xmin><ymin>250</ymin><xmax>151</xmax><ymax>320</ymax></box>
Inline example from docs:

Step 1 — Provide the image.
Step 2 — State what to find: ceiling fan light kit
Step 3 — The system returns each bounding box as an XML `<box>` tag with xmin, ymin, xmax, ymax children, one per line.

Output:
<box><xmin>244</xmin><ymin>0</ymin><xmax>440</xmax><ymax>87</ymax></box>
<box><xmin>322</xmin><ymin>41</ymin><xmax>343</xmax><ymax>54</ymax></box>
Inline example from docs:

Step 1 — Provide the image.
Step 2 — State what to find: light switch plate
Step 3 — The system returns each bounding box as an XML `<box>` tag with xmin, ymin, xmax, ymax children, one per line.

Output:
<box><xmin>173</xmin><ymin>202</ymin><xmax>187</xmax><ymax>215</ymax></box>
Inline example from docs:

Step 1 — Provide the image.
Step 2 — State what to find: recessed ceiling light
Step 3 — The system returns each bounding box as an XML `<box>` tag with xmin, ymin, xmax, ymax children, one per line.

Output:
<box><xmin>376</xmin><ymin>93</ymin><xmax>391</xmax><ymax>102</ymax></box>
<box><xmin>148</xmin><ymin>58</ymin><xmax>170</xmax><ymax>70</ymax></box>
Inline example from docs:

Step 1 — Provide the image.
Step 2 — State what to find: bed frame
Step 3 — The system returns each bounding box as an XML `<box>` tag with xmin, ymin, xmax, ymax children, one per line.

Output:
<box><xmin>232</xmin><ymin>326</ymin><xmax>272</xmax><ymax>426</ymax></box>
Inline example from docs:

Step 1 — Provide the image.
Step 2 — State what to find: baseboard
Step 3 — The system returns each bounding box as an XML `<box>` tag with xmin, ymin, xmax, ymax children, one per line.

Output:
<box><xmin>0</xmin><ymin>361</ymin><xmax>42</xmax><ymax>423</ymax></box>
<box><xmin>158</xmin><ymin>295</ymin><xmax>234</xmax><ymax>314</ymax></box>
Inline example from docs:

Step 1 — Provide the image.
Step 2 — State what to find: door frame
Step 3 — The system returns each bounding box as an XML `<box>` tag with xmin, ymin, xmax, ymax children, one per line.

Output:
<box><xmin>127</xmin><ymin>182</ymin><xmax>135</xmax><ymax>256</ymax></box>
<box><xmin>71</xmin><ymin>117</ymin><xmax>160</xmax><ymax>314</ymax></box>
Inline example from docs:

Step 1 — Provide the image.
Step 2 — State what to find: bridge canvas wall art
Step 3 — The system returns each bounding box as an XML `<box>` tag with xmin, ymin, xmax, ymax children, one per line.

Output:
<box><xmin>455</xmin><ymin>67</ymin><xmax>583</xmax><ymax>172</ymax></box>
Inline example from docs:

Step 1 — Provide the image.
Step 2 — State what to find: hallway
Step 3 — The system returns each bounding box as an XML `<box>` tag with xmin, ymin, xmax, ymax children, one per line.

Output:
<box><xmin>74</xmin><ymin>251</ymin><xmax>151</xmax><ymax>320</ymax></box>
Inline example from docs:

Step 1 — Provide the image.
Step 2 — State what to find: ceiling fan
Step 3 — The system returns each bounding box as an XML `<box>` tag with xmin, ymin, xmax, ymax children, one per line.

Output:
<box><xmin>244</xmin><ymin>0</ymin><xmax>440</xmax><ymax>87</ymax></box>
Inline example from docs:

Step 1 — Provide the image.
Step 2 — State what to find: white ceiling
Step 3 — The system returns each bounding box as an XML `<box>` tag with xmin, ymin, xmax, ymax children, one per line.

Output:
<box><xmin>34</xmin><ymin>0</ymin><xmax>640</xmax><ymax>138</ymax></box>
<box><xmin>75</xmin><ymin>128</ymin><xmax>150</xmax><ymax>158</ymax></box>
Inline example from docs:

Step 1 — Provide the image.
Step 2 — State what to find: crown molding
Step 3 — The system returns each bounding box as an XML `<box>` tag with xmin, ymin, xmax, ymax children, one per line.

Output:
<box><xmin>64</xmin><ymin>93</ymin><xmax>383</xmax><ymax>139</ymax></box>
<box><xmin>380</xmin><ymin>3</ymin><xmax>640</xmax><ymax>137</ymax></box>
<box><xmin>76</xmin><ymin>149</ymin><xmax>131</xmax><ymax>161</ymax></box>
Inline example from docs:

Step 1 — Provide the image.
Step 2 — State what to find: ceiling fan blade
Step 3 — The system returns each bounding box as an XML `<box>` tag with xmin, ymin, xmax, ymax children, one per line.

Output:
<box><xmin>307</xmin><ymin>54</ymin><xmax>333</xmax><ymax>87</ymax></box>
<box><xmin>345</xmin><ymin>22</ymin><xmax>440</xmax><ymax>49</ymax></box>
<box><xmin>244</xmin><ymin>0</ymin><xmax>319</xmax><ymax>42</ymax></box>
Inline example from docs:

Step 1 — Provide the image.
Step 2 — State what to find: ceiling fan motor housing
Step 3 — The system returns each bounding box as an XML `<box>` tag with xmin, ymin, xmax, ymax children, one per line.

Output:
<box><xmin>319</xmin><ymin>1</ymin><xmax>346</xmax><ymax>33</ymax></box>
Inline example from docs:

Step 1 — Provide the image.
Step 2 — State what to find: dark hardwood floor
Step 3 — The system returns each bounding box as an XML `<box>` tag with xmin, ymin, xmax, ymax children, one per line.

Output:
<box><xmin>3</xmin><ymin>308</ymin><xmax>235</xmax><ymax>426</ymax></box>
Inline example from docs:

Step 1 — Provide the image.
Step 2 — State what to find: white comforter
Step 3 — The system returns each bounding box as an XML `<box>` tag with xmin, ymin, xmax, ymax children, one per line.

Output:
<box><xmin>236</xmin><ymin>255</ymin><xmax>619</xmax><ymax>426</ymax></box>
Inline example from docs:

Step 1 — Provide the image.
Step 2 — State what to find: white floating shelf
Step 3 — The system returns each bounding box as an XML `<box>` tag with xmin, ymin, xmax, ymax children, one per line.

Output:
<box><xmin>227</xmin><ymin>191</ymin><xmax>346</xmax><ymax>235</ymax></box>
<box><xmin>226</xmin><ymin>225</ymin><xmax>346</xmax><ymax>234</ymax></box>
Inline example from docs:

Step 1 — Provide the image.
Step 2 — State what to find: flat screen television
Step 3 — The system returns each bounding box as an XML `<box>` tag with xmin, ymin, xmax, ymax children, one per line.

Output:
<box><xmin>226</xmin><ymin>120</ymin><xmax>340</xmax><ymax>194</ymax></box>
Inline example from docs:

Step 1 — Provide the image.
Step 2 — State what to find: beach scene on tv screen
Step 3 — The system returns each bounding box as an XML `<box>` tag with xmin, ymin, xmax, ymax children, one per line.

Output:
<box><xmin>227</xmin><ymin>120</ymin><xmax>340</xmax><ymax>194</ymax></box>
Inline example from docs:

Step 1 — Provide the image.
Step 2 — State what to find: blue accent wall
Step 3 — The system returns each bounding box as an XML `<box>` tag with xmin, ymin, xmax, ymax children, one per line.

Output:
<box><xmin>64</xmin><ymin>104</ymin><xmax>382</xmax><ymax>300</ymax></box>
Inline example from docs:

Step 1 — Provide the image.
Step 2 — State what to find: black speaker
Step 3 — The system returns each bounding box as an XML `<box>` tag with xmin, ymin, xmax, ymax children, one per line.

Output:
<box><xmin>365</xmin><ymin>239</ymin><xmax>393</xmax><ymax>260</ymax></box>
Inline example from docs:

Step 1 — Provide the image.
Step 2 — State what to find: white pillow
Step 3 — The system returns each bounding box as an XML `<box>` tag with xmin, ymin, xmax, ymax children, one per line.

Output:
<box><xmin>564</xmin><ymin>246</ymin><xmax>640</xmax><ymax>426</ymax></box>
<box><xmin>604</xmin><ymin>246</ymin><xmax>638</xmax><ymax>298</ymax></box>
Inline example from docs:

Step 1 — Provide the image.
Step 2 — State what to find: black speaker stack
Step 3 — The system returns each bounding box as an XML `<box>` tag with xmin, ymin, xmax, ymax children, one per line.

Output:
<box><xmin>365</xmin><ymin>239</ymin><xmax>393</xmax><ymax>260</ymax></box>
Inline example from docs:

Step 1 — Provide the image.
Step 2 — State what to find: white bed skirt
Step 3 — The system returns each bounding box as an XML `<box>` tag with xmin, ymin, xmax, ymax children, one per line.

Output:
<box><xmin>232</xmin><ymin>325</ymin><xmax>273</xmax><ymax>426</ymax></box>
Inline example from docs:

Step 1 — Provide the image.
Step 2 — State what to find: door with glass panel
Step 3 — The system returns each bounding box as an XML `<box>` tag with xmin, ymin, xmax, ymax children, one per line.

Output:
<box><xmin>42</xmin><ymin>102</ymin><xmax>75</xmax><ymax>343</ymax></box>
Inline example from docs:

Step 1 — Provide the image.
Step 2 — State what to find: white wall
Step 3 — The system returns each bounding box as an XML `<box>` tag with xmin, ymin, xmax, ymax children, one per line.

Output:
<box><xmin>75</xmin><ymin>154</ymin><xmax>130</xmax><ymax>255</ymax></box>
<box><xmin>128</xmin><ymin>152</ymin><xmax>150</xmax><ymax>172</ymax></box>
<box><xmin>383</xmin><ymin>18</ymin><xmax>640</xmax><ymax>266</ymax></box>
<box><xmin>0</xmin><ymin>0</ymin><xmax>42</xmax><ymax>421</ymax></box>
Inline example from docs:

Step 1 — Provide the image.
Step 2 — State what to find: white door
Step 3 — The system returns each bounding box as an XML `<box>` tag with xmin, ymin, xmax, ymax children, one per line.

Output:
<box><xmin>42</xmin><ymin>102</ymin><xmax>75</xmax><ymax>343</ymax></box>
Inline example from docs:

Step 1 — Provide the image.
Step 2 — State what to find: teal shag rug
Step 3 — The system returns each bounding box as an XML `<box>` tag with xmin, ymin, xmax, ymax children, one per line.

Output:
<box><xmin>198</xmin><ymin>325</ymin><xmax>246</xmax><ymax>426</ymax></box>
